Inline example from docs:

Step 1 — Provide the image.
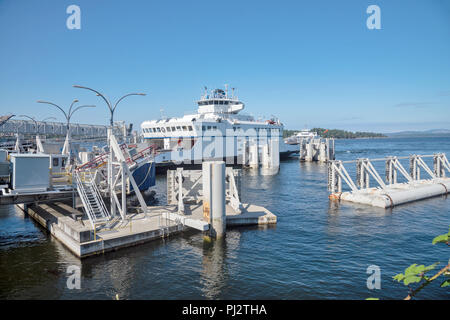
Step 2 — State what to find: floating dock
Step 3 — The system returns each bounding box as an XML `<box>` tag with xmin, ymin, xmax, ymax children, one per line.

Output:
<box><xmin>18</xmin><ymin>200</ymin><xmax>275</xmax><ymax>258</ymax></box>
<box><xmin>328</xmin><ymin>153</ymin><xmax>450</xmax><ymax>208</ymax></box>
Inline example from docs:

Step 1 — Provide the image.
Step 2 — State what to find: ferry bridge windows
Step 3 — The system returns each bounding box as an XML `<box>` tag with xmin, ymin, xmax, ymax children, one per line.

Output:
<box><xmin>182</xmin><ymin>126</ymin><xmax>187</xmax><ymax>131</ymax></box>
<box><xmin>166</xmin><ymin>127</ymin><xmax>171</xmax><ymax>132</ymax></box>
<box><xmin>171</xmin><ymin>127</ymin><xmax>176</xmax><ymax>131</ymax></box>
<box><xmin>157</xmin><ymin>128</ymin><xmax>161</xmax><ymax>132</ymax></box>
<box><xmin>161</xmin><ymin>127</ymin><xmax>166</xmax><ymax>133</ymax></box>
<box><xmin>188</xmin><ymin>126</ymin><xmax>193</xmax><ymax>131</ymax></box>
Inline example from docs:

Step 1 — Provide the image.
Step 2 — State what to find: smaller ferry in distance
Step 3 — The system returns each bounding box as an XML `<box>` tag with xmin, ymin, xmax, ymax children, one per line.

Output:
<box><xmin>284</xmin><ymin>128</ymin><xmax>319</xmax><ymax>145</ymax></box>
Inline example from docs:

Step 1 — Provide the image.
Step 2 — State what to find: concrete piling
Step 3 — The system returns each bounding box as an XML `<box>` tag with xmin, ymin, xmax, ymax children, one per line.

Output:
<box><xmin>300</xmin><ymin>138</ymin><xmax>335</xmax><ymax>162</ymax></box>
<box><xmin>249</xmin><ymin>143</ymin><xmax>259</xmax><ymax>168</ymax></box>
<box><xmin>203</xmin><ymin>161</ymin><xmax>226</xmax><ymax>238</ymax></box>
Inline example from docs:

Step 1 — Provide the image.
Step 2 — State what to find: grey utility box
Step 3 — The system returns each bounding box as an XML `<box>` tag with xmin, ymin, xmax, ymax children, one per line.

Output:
<box><xmin>10</xmin><ymin>154</ymin><xmax>50</xmax><ymax>193</ymax></box>
<box><xmin>0</xmin><ymin>149</ymin><xmax>7</xmax><ymax>162</ymax></box>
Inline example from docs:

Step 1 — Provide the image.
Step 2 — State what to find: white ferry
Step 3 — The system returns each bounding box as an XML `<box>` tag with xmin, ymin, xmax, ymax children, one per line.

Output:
<box><xmin>284</xmin><ymin>129</ymin><xmax>319</xmax><ymax>145</ymax></box>
<box><xmin>140</xmin><ymin>86</ymin><xmax>298</xmax><ymax>165</ymax></box>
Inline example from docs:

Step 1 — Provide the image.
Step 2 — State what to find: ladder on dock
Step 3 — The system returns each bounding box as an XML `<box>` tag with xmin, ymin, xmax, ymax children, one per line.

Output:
<box><xmin>74</xmin><ymin>171</ymin><xmax>110</xmax><ymax>228</ymax></box>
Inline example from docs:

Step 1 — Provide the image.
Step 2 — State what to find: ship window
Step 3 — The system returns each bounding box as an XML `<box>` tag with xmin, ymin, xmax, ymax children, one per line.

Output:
<box><xmin>212</xmin><ymin>126</ymin><xmax>217</xmax><ymax>129</ymax></box>
<box><xmin>207</xmin><ymin>126</ymin><xmax>211</xmax><ymax>130</ymax></box>
<box><xmin>152</xmin><ymin>128</ymin><xmax>156</xmax><ymax>132</ymax></box>
<box><xmin>176</xmin><ymin>126</ymin><xmax>181</xmax><ymax>131</ymax></box>
<box><xmin>171</xmin><ymin>127</ymin><xmax>175</xmax><ymax>131</ymax></box>
<box><xmin>202</xmin><ymin>126</ymin><xmax>205</xmax><ymax>131</ymax></box>
<box><xmin>182</xmin><ymin>126</ymin><xmax>187</xmax><ymax>131</ymax></box>
<box><xmin>219</xmin><ymin>101</ymin><xmax>223</xmax><ymax>105</ymax></box>
<box><xmin>53</xmin><ymin>158</ymin><xmax>59</xmax><ymax>167</ymax></box>
<box><xmin>188</xmin><ymin>126</ymin><xmax>193</xmax><ymax>131</ymax></box>
<box><xmin>166</xmin><ymin>127</ymin><xmax>171</xmax><ymax>132</ymax></box>
<box><xmin>61</xmin><ymin>159</ymin><xmax>66</xmax><ymax>167</ymax></box>
<box><xmin>157</xmin><ymin>127</ymin><xmax>161</xmax><ymax>132</ymax></box>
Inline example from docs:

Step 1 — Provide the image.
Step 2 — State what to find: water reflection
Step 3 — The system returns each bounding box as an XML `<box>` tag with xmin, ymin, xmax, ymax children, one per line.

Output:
<box><xmin>200</xmin><ymin>231</ymin><xmax>242</xmax><ymax>299</ymax></box>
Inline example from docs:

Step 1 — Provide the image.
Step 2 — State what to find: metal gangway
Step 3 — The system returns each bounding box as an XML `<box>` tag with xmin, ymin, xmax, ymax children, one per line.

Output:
<box><xmin>74</xmin><ymin>171</ymin><xmax>110</xmax><ymax>228</ymax></box>
<box><xmin>76</xmin><ymin>143</ymin><xmax>157</xmax><ymax>171</ymax></box>
<box><xmin>327</xmin><ymin>153</ymin><xmax>450</xmax><ymax>208</ymax></box>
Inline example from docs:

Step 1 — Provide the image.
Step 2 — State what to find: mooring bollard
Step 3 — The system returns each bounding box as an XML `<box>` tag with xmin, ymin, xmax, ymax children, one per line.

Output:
<box><xmin>202</xmin><ymin>161</ymin><xmax>226</xmax><ymax>238</ymax></box>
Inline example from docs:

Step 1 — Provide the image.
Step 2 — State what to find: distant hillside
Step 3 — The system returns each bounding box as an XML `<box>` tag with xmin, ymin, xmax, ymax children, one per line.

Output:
<box><xmin>386</xmin><ymin>129</ymin><xmax>450</xmax><ymax>138</ymax></box>
<box><xmin>283</xmin><ymin>128</ymin><xmax>386</xmax><ymax>139</ymax></box>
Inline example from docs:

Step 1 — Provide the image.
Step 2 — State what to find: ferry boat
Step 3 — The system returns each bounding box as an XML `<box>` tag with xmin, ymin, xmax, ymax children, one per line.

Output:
<box><xmin>140</xmin><ymin>86</ymin><xmax>298</xmax><ymax>165</ymax></box>
<box><xmin>284</xmin><ymin>128</ymin><xmax>319</xmax><ymax>145</ymax></box>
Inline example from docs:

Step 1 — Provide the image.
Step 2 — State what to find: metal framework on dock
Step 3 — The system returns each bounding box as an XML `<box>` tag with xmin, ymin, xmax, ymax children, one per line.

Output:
<box><xmin>328</xmin><ymin>153</ymin><xmax>449</xmax><ymax>193</ymax></box>
<box><xmin>327</xmin><ymin>153</ymin><xmax>450</xmax><ymax>208</ymax></box>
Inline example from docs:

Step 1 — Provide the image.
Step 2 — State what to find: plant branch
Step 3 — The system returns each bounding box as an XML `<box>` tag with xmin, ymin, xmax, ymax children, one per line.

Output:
<box><xmin>404</xmin><ymin>263</ymin><xmax>450</xmax><ymax>300</ymax></box>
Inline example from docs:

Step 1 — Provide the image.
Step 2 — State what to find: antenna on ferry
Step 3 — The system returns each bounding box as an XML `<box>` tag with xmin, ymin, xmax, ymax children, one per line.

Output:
<box><xmin>231</xmin><ymin>87</ymin><xmax>235</xmax><ymax>99</ymax></box>
<box><xmin>225</xmin><ymin>84</ymin><xmax>229</xmax><ymax>98</ymax></box>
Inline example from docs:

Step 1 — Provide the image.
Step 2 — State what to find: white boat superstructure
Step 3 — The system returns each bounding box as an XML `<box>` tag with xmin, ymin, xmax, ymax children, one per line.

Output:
<box><xmin>284</xmin><ymin>129</ymin><xmax>319</xmax><ymax>145</ymax></box>
<box><xmin>141</xmin><ymin>87</ymin><xmax>297</xmax><ymax>165</ymax></box>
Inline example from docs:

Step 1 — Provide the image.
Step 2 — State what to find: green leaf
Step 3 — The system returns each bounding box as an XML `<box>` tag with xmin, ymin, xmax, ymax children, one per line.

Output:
<box><xmin>403</xmin><ymin>275</ymin><xmax>422</xmax><ymax>286</ymax></box>
<box><xmin>393</xmin><ymin>273</ymin><xmax>405</xmax><ymax>282</ymax></box>
<box><xmin>432</xmin><ymin>234</ymin><xmax>449</xmax><ymax>245</ymax></box>
<box><xmin>423</xmin><ymin>262</ymin><xmax>439</xmax><ymax>273</ymax></box>
<box><xmin>366</xmin><ymin>298</ymin><xmax>380</xmax><ymax>300</ymax></box>
<box><xmin>440</xmin><ymin>280</ymin><xmax>450</xmax><ymax>288</ymax></box>
<box><xmin>404</xmin><ymin>264</ymin><xmax>419</xmax><ymax>276</ymax></box>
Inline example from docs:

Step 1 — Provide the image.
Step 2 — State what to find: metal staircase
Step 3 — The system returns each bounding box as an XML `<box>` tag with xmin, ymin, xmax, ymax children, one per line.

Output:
<box><xmin>74</xmin><ymin>171</ymin><xmax>110</xmax><ymax>228</ymax></box>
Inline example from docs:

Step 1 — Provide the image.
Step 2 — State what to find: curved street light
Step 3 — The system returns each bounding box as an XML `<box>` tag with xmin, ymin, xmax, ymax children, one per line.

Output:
<box><xmin>36</xmin><ymin>99</ymin><xmax>95</xmax><ymax>131</ymax></box>
<box><xmin>72</xmin><ymin>85</ymin><xmax>146</xmax><ymax>127</ymax></box>
<box><xmin>17</xmin><ymin>115</ymin><xmax>57</xmax><ymax>153</ymax></box>
<box><xmin>36</xmin><ymin>99</ymin><xmax>95</xmax><ymax>159</ymax></box>
<box><xmin>17</xmin><ymin>115</ymin><xmax>57</xmax><ymax>133</ymax></box>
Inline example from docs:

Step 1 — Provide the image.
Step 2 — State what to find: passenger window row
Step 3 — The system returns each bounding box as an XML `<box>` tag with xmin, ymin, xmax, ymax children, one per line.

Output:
<box><xmin>143</xmin><ymin>125</ymin><xmax>193</xmax><ymax>133</ymax></box>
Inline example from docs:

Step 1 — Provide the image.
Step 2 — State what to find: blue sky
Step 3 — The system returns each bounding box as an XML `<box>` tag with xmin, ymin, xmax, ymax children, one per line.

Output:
<box><xmin>0</xmin><ymin>0</ymin><xmax>449</xmax><ymax>133</ymax></box>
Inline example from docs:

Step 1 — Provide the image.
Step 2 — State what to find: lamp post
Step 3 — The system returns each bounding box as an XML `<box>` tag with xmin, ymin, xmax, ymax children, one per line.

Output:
<box><xmin>36</xmin><ymin>99</ymin><xmax>95</xmax><ymax>159</ymax></box>
<box><xmin>17</xmin><ymin>115</ymin><xmax>57</xmax><ymax>153</ymax></box>
<box><xmin>72</xmin><ymin>85</ymin><xmax>146</xmax><ymax>127</ymax></box>
<box><xmin>72</xmin><ymin>85</ymin><xmax>146</xmax><ymax>218</ymax></box>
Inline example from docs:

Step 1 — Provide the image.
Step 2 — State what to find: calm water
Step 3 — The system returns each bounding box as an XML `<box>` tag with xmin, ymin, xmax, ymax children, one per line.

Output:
<box><xmin>0</xmin><ymin>137</ymin><xmax>449</xmax><ymax>300</ymax></box>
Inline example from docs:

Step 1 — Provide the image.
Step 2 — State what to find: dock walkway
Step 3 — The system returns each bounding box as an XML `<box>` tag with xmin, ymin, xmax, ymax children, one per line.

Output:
<box><xmin>20</xmin><ymin>201</ymin><xmax>276</xmax><ymax>258</ymax></box>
